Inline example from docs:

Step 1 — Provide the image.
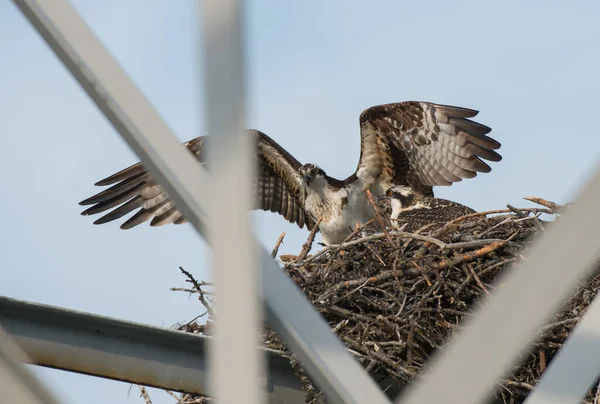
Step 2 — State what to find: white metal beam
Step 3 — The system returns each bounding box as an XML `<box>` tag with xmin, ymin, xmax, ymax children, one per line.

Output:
<box><xmin>0</xmin><ymin>327</ymin><xmax>60</xmax><ymax>404</ymax></box>
<box><xmin>400</xmin><ymin>166</ymin><xmax>600</xmax><ymax>404</ymax></box>
<box><xmin>11</xmin><ymin>1</ymin><xmax>391</xmax><ymax>403</ymax></box>
<box><xmin>199</xmin><ymin>1</ymin><xmax>263</xmax><ymax>403</ymax></box>
<box><xmin>524</xmin><ymin>287</ymin><xmax>600</xmax><ymax>404</ymax></box>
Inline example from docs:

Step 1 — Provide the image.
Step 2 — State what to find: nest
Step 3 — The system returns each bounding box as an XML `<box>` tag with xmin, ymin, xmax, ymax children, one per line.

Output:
<box><xmin>163</xmin><ymin>196</ymin><xmax>600</xmax><ymax>404</ymax></box>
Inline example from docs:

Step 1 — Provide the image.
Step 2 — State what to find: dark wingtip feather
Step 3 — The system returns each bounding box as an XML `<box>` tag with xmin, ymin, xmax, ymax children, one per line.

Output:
<box><xmin>81</xmin><ymin>206</ymin><xmax>97</xmax><ymax>216</ymax></box>
<box><xmin>79</xmin><ymin>182</ymin><xmax>145</xmax><ymax>214</ymax></box>
<box><xmin>94</xmin><ymin>163</ymin><xmax>145</xmax><ymax>186</ymax></box>
<box><xmin>478</xmin><ymin>148</ymin><xmax>503</xmax><ymax>162</ymax></box>
<box><xmin>433</xmin><ymin>103</ymin><xmax>480</xmax><ymax>118</ymax></box>
<box><xmin>93</xmin><ymin>215</ymin><xmax>116</xmax><ymax>225</ymax></box>
<box><xmin>120</xmin><ymin>210</ymin><xmax>152</xmax><ymax>229</ymax></box>
<box><xmin>451</xmin><ymin>117</ymin><xmax>493</xmax><ymax>136</ymax></box>
<box><xmin>470</xmin><ymin>156</ymin><xmax>492</xmax><ymax>173</ymax></box>
<box><xmin>88</xmin><ymin>196</ymin><xmax>143</xmax><ymax>225</ymax></box>
<box><xmin>79</xmin><ymin>196</ymin><xmax>96</xmax><ymax>206</ymax></box>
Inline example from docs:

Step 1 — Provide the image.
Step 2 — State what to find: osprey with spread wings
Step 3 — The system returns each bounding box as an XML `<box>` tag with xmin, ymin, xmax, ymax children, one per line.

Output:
<box><xmin>79</xmin><ymin>101</ymin><xmax>502</xmax><ymax>245</ymax></box>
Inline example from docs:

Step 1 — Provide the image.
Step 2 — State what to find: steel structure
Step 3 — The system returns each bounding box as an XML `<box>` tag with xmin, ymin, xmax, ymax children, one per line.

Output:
<box><xmin>0</xmin><ymin>295</ymin><xmax>402</xmax><ymax>402</ymax></box>
<box><xmin>3</xmin><ymin>0</ymin><xmax>600</xmax><ymax>403</ymax></box>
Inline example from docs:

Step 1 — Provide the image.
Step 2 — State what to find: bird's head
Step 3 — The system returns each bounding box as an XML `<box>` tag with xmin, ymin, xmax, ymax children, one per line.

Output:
<box><xmin>379</xmin><ymin>185</ymin><xmax>421</xmax><ymax>211</ymax></box>
<box><xmin>299</xmin><ymin>163</ymin><xmax>326</xmax><ymax>188</ymax></box>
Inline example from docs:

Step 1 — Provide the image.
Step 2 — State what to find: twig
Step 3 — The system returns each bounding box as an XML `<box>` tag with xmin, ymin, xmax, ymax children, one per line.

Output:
<box><xmin>342</xmin><ymin>336</ymin><xmax>414</xmax><ymax>382</ymax></box>
<box><xmin>170</xmin><ymin>287</ymin><xmax>215</xmax><ymax>295</ymax></box>
<box><xmin>504</xmin><ymin>380</ymin><xmax>535</xmax><ymax>391</ymax></box>
<box><xmin>271</xmin><ymin>232</ymin><xmax>286</xmax><ymax>258</ymax></box>
<box><xmin>290</xmin><ymin>231</ymin><xmax>504</xmax><ymax>267</ymax></box>
<box><xmin>467</xmin><ymin>263</ymin><xmax>490</xmax><ymax>297</ymax></box>
<box><xmin>365</xmin><ymin>189</ymin><xmax>393</xmax><ymax>244</ymax></box>
<box><xmin>594</xmin><ymin>378</ymin><xmax>600</xmax><ymax>404</ymax></box>
<box><xmin>523</xmin><ymin>196</ymin><xmax>564</xmax><ymax>212</ymax></box>
<box><xmin>296</xmin><ymin>218</ymin><xmax>322</xmax><ymax>261</ymax></box>
<box><xmin>138</xmin><ymin>385</ymin><xmax>153</xmax><ymax>404</ymax></box>
<box><xmin>538</xmin><ymin>317</ymin><xmax>581</xmax><ymax>334</ymax></box>
<box><xmin>508</xmin><ymin>204</ymin><xmax>545</xmax><ymax>231</ymax></box>
<box><xmin>432</xmin><ymin>234</ymin><xmax>517</xmax><ymax>271</ymax></box>
<box><xmin>439</xmin><ymin>207</ymin><xmax>553</xmax><ymax>229</ymax></box>
<box><xmin>367</xmin><ymin>245</ymin><xmax>386</xmax><ymax>266</ymax></box>
<box><xmin>411</xmin><ymin>262</ymin><xmax>432</xmax><ymax>286</ymax></box>
<box><xmin>539</xmin><ymin>349</ymin><xmax>546</xmax><ymax>373</ymax></box>
<box><xmin>454</xmin><ymin>259</ymin><xmax>515</xmax><ymax>297</ymax></box>
<box><xmin>164</xmin><ymin>390</ymin><xmax>180</xmax><ymax>401</ymax></box>
<box><xmin>178</xmin><ymin>266</ymin><xmax>215</xmax><ymax>319</ymax></box>
<box><xmin>343</xmin><ymin>219</ymin><xmax>376</xmax><ymax>243</ymax></box>
<box><xmin>507</xmin><ymin>204</ymin><xmax>528</xmax><ymax>218</ymax></box>
<box><xmin>477</xmin><ymin>217</ymin><xmax>511</xmax><ymax>238</ymax></box>
<box><xmin>289</xmin><ymin>354</ymin><xmax>320</xmax><ymax>403</ymax></box>
<box><xmin>336</xmin><ymin>279</ymin><xmax>370</xmax><ymax>303</ymax></box>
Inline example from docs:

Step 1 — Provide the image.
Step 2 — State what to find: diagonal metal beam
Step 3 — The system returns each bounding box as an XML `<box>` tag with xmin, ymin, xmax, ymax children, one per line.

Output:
<box><xmin>199</xmin><ymin>1</ymin><xmax>263</xmax><ymax>403</ymax></box>
<box><xmin>523</xmin><ymin>287</ymin><xmax>600</xmax><ymax>404</ymax></box>
<box><xmin>0</xmin><ymin>327</ymin><xmax>60</xmax><ymax>404</ymax></box>
<box><xmin>400</xmin><ymin>166</ymin><xmax>600</xmax><ymax>404</ymax></box>
<box><xmin>11</xmin><ymin>1</ymin><xmax>390</xmax><ymax>403</ymax></box>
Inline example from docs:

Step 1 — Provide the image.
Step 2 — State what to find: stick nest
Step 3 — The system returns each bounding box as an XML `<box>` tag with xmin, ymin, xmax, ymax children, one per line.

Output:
<box><xmin>169</xmin><ymin>197</ymin><xmax>600</xmax><ymax>404</ymax></box>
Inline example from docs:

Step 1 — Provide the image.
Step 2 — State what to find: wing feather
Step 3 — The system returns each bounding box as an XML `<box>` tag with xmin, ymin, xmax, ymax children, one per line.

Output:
<box><xmin>79</xmin><ymin>130</ymin><xmax>316</xmax><ymax>231</ymax></box>
<box><xmin>356</xmin><ymin>101</ymin><xmax>502</xmax><ymax>197</ymax></box>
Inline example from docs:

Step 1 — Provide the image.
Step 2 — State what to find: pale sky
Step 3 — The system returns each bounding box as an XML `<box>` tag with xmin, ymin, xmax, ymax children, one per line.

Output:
<box><xmin>1</xmin><ymin>1</ymin><xmax>599</xmax><ymax>403</ymax></box>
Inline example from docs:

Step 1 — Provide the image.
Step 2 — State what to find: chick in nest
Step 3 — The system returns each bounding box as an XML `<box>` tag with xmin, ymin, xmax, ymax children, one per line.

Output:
<box><xmin>378</xmin><ymin>185</ymin><xmax>475</xmax><ymax>232</ymax></box>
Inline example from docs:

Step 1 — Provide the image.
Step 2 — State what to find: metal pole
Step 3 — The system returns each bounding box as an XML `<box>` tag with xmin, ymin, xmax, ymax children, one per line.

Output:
<box><xmin>524</xmin><ymin>291</ymin><xmax>600</xmax><ymax>404</ymax></box>
<box><xmin>11</xmin><ymin>1</ymin><xmax>391</xmax><ymax>402</ymax></box>
<box><xmin>200</xmin><ymin>1</ymin><xmax>263</xmax><ymax>403</ymax></box>
<box><xmin>0</xmin><ymin>327</ymin><xmax>60</xmax><ymax>404</ymax></box>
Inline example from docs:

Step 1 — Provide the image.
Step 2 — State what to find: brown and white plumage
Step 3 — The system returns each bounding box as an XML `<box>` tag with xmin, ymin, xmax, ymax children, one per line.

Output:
<box><xmin>356</xmin><ymin>101</ymin><xmax>501</xmax><ymax>197</ymax></box>
<box><xmin>80</xmin><ymin>130</ymin><xmax>315</xmax><ymax>231</ymax></box>
<box><xmin>380</xmin><ymin>185</ymin><xmax>476</xmax><ymax>232</ymax></box>
<box><xmin>79</xmin><ymin>101</ymin><xmax>501</xmax><ymax>245</ymax></box>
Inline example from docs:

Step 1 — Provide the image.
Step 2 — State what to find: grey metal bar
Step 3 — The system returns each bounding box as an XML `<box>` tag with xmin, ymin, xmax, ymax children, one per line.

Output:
<box><xmin>199</xmin><ymin>1</ymin><xmax>263</xmax><ymax>403</ymax></box>
<box><xmin>0</xmin><ymin>295</ymin><xmax>304</xmax><ymax>402</ymax></box>
<box><xmin>400</xmin><ymin>165</ymin><xmax>600</xmax><ymax>404</ymax></box>
<box><xmin>12</xmin><ymin>1</ymin><xmax>391</xmax><ymax>403</ymax></box>
<box><xmin>0</xmin><ymin>326</ymin><xmax>61</xmax><ymax>404</ymax></box>
<box><xmin>524</xmin><ymin>290</ymin><xmax>600</xmax><ymax>403</ymax></box>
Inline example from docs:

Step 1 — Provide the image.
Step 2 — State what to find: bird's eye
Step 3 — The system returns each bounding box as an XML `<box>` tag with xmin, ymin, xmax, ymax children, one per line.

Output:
<box><xmin>387</xmin><ymin>190</ymin><xmax>393</xmax><ymax>196</ymax></box>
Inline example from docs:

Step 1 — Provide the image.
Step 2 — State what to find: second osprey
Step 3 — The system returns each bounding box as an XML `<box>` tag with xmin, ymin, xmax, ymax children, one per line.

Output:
<box><xmin>79</xmin><ymin>101</ymin><xmax>502</xmax><ymax>245</ymax></box>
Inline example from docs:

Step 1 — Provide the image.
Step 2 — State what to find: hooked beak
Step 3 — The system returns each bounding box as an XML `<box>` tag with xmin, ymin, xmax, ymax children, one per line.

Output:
<box><xmin>303</xmin><ymin>174</ymin><xmax>311</xmax><ymax>185</ymax></box>
<box><xmin>378</xmin><ymin>195</ymin><xmax>391</xmax><ymax>208</ymax></box>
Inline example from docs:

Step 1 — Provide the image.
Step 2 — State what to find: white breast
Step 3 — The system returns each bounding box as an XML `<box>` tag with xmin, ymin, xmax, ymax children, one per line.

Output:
<box><xmin>310</xmin><ymin>182</ymin><xmax>376</xmax><ymax>245</ymax></box>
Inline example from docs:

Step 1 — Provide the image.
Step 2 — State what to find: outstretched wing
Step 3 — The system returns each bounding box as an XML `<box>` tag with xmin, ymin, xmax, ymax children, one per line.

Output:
<box><xmin>79</xmin><ymin>130</ymin><xmax>315</xmax><ymax>230</ymax></box>
<box><xmin>355</xmin><ymin>101</ymin><xmax>502</xmax><ymax>197</ymax></box>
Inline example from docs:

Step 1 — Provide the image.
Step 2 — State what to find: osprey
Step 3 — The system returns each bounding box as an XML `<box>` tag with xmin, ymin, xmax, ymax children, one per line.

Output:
<box><xmin>380</xmin><ymin>185</ymin><xmax>476</xmax><ymax>232</ymax></box>
<box><xmin>79</xmin><ymin>101</ymin><xmax>501</xmax><ymax>245</ymax></box>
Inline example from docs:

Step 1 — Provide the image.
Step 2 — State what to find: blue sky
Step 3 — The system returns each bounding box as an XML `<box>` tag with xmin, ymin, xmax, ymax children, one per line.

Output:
<box><xmin>0</xmin><ymin>1</ymin><xmax>599</xmax><ymax>403</ymax></box>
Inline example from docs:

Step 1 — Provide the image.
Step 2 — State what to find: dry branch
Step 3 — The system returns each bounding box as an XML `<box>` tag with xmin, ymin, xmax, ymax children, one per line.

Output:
<box><xmin>271</xmin><ymin>232</ymin><xmax>286</xmax><ymax>258</ymax></box>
